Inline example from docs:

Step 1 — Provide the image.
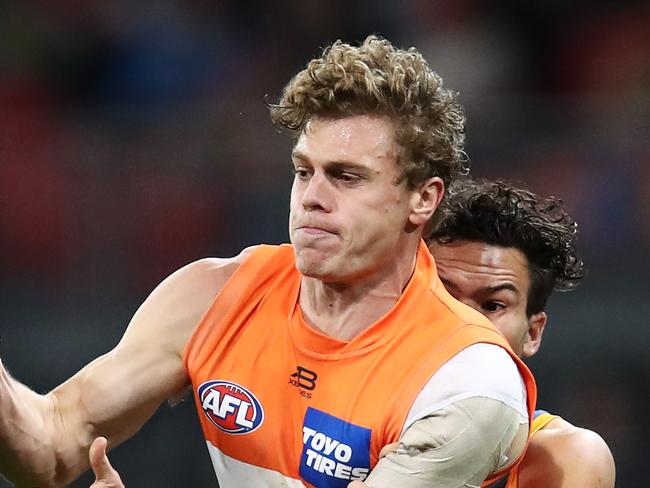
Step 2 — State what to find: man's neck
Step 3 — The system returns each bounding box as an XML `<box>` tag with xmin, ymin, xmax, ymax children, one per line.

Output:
<box><xmin>298</xmin><ymin>249</ymin><xmax>419</xmax><ymax>341</ymax></box>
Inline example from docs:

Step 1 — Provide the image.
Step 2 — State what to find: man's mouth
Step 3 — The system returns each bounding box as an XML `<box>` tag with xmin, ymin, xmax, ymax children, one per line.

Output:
<box><xmin>299</xmin><ymin>227</ymin><xmax>334</xmax><ymax>235</ymax></box>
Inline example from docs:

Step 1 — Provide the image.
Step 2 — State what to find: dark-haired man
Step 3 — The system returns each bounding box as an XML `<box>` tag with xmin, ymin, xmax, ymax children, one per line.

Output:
<box><xmin>427</xmin><ymin>179</ymin><xmax>615</xmax><ymax>488</ymax></box>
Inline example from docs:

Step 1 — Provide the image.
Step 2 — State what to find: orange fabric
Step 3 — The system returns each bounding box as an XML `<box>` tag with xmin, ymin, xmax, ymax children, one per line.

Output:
<box><xmin>504</xmin><ymin>412</ymin><xmax>559</xmax><ymax>488</ymax></box>
<box><xmin>183</xmin><ymin>241</ymin><xmax>537</xmax><ymax>487</ymax></box>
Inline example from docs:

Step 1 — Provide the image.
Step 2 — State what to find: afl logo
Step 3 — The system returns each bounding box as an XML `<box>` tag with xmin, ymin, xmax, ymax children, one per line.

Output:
<box><xmin>198</xmin><ymin>380</ymin><xmax>264</xmax><ymax>435</ymax></box>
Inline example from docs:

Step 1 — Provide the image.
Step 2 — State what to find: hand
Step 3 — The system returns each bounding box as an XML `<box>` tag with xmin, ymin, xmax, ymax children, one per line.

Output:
<box><xmin>89</xmin><ymin>437</ymin><xmax>125</xmax><ymax>488</ymax></box>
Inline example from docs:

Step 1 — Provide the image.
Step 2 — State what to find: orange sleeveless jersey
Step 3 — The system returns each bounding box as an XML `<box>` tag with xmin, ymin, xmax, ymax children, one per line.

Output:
<box><xmin>183</xmin><ymin>242</ymin><xmax>537</xmax><ymax>487</ymax></box>
<box><xmin>504</xmin><ymin>411</ymin><xmax>559</xmax><ymax>488</ymax></box>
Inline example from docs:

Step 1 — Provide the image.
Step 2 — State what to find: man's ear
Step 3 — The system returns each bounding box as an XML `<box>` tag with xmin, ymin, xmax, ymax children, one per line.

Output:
<box><xmin>409</xmin><ymin>177</ymin><xmax>444</xmax><ymax>227</ymax></box>
<box><xmin>522</xmin><ymin>311</ymin><xmax>547</xmax><ymax>358</ymax></box>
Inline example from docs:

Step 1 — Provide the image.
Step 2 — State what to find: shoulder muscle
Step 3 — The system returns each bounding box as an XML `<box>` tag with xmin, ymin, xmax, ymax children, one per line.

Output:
<box><xmin>119</xmin><ymin>247</ymin><xmax>255</xmax><ymax>356</ymax></box>
<box><xmin>520</xmin><ymin>420</ymin><xmax>615</xmax><ymax>488</ymax></box>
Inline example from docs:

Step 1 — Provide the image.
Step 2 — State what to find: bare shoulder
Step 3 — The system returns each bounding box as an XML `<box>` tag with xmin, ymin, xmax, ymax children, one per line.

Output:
<box><xmin>537</xmin><ymin>418</ymin><xmax>615</xmax><ymax>468</ymax></box>
<box><xmin>519</xmin><ymin>417</ymin><xmax>616</xmax><ymax>488</ymax></box>
<box><xmin>158</xmin><ymin>246</ymin><xmax>256</xmax><ymax>297</ymax></box>
<box><xmin>119</xmin><ymin>245</ymin><xmax>259</xmax><ymax>354</ymax></box>
<box><xmin>164</xmin><ymin>245</ymin><xmax>258</xmax><ymax>286</ymax></box>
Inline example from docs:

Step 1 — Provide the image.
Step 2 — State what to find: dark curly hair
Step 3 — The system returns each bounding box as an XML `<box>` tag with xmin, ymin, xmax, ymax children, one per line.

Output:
<box><xmin>268</xmin><ymin>35</ymin><xmax>468</xmax><ymax>189</ymax></box>
<box><xmin>428</xmin><ymin>178</ymin><xmax>585</xmax><ymax>316</ymax></box>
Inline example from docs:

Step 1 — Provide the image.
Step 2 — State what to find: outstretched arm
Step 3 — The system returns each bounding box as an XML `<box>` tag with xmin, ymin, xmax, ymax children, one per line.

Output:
<box><xmin>0</xmin><ymin>252</ymin><xmax>249</xmax><ymax>487</ymax></box>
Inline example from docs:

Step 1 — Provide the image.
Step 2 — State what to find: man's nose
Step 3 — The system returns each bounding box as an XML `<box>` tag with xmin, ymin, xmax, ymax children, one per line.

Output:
<box><xmin>301</xmin><ymin>172</ymin><xmax>332</xmax><ymax>212</ymax></box>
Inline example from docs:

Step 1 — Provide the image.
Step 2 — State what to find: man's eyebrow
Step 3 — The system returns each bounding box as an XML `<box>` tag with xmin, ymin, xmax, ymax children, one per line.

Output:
<box><xmin>326</xmin><ymin>161</ymin><xmax>370</xmax><ymax>173</ymax></box>
<box><xmin>291</xmin><ymin>150</ymin><xmax>308</xmax><ymax>162</ymax></box>
<box><xmin>439</xmin><ymin>278</ymin><xmax>519</xmax><ymax>296</ymax></box>
<box><xmin>291</xmin><ymin>152</ymin><xmax>369</xmax><ymax>172</ymax></box>
<box><xmin>483</xmin><ymin>283</ymin><xmax>520</xmax><ymax>295</ymax></box>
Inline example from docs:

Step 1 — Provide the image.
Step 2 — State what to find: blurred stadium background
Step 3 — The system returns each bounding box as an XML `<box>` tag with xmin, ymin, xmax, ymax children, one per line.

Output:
<box><xmin>0</xmin><ymin>0</ymin><xmax>647</xmax><ymax>486</ymax></box>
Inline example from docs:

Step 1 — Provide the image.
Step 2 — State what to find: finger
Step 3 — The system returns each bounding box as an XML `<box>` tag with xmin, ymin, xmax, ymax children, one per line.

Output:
<box><xmin>348</xmin><ymin>482</ymin><xmax>368</xmax><ymax>487</ymax></box>
<box><xmin>89</xmin><ymin>437</ymin><xmax>121</xmax><ymax>483</ymax></box>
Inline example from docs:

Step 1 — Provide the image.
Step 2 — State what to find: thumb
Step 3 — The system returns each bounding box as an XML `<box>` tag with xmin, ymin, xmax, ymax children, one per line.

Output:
<box><xmin>89</xmin><ymin>437</ymin><xmax>123</xmax><ymax>486</ymax></box>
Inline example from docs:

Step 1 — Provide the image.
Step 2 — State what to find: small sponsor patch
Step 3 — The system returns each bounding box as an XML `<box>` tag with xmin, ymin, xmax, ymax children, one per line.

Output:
<box><xmin>198</xmin><ymin>380</ymin><xmax>264</xmax><ymax>435</ymax></box>
<box><xmin>299</xmin><ymin>407</ymin><xmax>371</xmax><ymax>487</ymax></box>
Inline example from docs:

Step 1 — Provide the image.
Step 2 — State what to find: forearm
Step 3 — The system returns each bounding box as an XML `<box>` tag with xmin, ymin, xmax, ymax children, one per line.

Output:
<box><xmin>364</xmin><ymin>397</ymin><xmax>527</xmax><ymax>487</ymax></box>
<box><xmin>0</xmin><ymin>359</ymin><xmax>71</xmax><ymax>487</ymax></box>
<box><xmin>0</xmin><ymin>258</ymin><xmax>230</xmax><ymax>487</ymax></box>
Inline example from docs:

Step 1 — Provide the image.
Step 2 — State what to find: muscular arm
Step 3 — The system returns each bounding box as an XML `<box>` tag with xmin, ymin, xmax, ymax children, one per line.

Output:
<box><xmin>359</xmin><ymin>397</ymin><xmax>528</xmax><ymax>488</ymax></box>
<box><xmin>517</xmin><ymin>419</ymin><xmax>615</xmax><ymax>488</ymax></box>
<box><xmin>0</xmin><ymin>249</ymin><xmax>252</xmax><ymax>487</ymax></box>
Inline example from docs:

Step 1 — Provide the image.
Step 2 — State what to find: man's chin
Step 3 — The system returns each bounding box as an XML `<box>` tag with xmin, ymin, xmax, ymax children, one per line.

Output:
<box><xmin>296</xmin><ymin>258</ymin><xmax>328</xmax><ymax>279</ymax></box>
<box><xmin>295</xmin><ymin>250</ymin><xmax>337</xmax><ymax>279</ymax></box>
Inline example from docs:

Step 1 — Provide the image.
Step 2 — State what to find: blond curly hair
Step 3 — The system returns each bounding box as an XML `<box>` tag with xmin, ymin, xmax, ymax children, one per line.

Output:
<box><xmin>269</xmin><ymin>35</ymin><xmax>468</xmax><ymax>189</ymax></box>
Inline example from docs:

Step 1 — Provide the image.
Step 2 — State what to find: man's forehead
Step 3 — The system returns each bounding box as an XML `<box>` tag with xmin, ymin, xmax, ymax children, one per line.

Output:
<box><xmin>431</xmin><ymin>241</ymin><xmax>530</xmax><ymax>288</ymax></box>
<box><xmin>297</xmin><ymin>116</ymin><xmax>396</xmax><ymax>149</ymax></box>
<box><xmin>292</xmin><ymin>116</ymin><xmax>402</xmax><ymax>176</ymax></box>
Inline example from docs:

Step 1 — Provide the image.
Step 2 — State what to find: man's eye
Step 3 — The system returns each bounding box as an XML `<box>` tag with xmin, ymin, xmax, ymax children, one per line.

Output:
<box><xmin>293</xmin><ymin>168</ymin><xmax>310</xmax><ymax>179</ymax></box>
<box><xmin>334</xmin><ymin>172</ymin><xmax>364</xmax><ymax>184</ymax></box>
<box><xmin>482</xmin><ymin>301</ymin><xmax>505</xmax><ymax>313</ymax></box>
<box><xmin>339</xmin><ymin>173</ymin><xmax>358</xmax><ymax>182</ymax></box>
